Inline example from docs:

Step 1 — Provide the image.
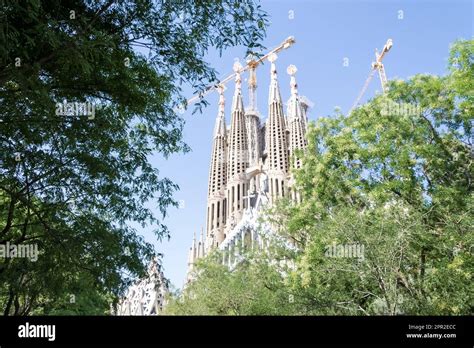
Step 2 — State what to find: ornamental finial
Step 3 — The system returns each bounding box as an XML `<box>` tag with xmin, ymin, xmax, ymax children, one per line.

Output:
<box><xmin>268</xmin><ymin>53</ymin><xmax>278</xmax><ymax>63</ymax></box>
<box><xmin>287</xmin><ymin>64</ymin><xmax>297</xmax><ymax>76</ymax></box>
<box><xmin>287</xmin><ymin>64</ymin><xmax>298</xmax><ymax>96</ymax></box>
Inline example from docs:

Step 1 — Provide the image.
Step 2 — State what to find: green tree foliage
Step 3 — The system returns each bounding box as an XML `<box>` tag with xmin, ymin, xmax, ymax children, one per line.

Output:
<box><xmin>0</xmin><ymin>0</ymin><xmax>268</xmax><ymax>315</ymax></box>
<box><xmin>165</xmin><ymin>250</ymin><xmax>296</xmax><ymax>315</ymax></box>
<box><xmin>168</xmin><ymin>39</ymin><xmax>473</xmax><ymax>315</ymax></box>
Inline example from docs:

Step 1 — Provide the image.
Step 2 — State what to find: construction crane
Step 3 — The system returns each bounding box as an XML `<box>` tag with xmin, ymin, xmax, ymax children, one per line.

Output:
<box><xmin>349</xmin><ymin>39</ymin><xmax>393</xmax><ymax>114</ymax></box>
<box><xmin>183</xmin><ymin>36</ymin><xmax>296</xmax><ymax>108</ymax></box>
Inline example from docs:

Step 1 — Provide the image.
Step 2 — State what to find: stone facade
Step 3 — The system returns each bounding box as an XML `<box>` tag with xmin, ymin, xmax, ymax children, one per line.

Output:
<box><xmin>115</xmin><ymin>258</ymin><xmax>168</xmax><ymax>315</ymax></box>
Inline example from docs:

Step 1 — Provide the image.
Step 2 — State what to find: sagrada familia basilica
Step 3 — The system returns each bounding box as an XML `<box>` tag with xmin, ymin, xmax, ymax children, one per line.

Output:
<box><xmin>186</xmin><ymin>51</ymin><xmax>310</xmax><ymax>280</ymax></box>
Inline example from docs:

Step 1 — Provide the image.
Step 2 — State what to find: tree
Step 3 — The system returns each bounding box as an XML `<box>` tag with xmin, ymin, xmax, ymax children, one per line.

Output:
<box><xmin>0</xmin><ymin>0</ymin><xmax>268</xmax><ymax>315</ymax></box>
<box><xmin>165</xmin><ymin>249</ymin><xmax>297</xmax><ymax>315</ymax></box>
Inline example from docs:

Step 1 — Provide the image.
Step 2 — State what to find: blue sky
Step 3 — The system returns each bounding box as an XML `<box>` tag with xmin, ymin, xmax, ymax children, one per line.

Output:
<box><xmin>139</xmin><ymin>0</ymin><xmax>473</xmax><ymax>289</ymax></box>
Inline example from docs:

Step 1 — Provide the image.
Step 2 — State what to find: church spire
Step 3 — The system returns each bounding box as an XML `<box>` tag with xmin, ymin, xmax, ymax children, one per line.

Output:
<box><xmin>287</xmin><ymin>64</ymin><xmax>307</xmax><ymax>170</ymax></box>
<box><xmin>245</xmin><ymin>58</ymin><xmax>261</xmax><ymax>170</ymax></box>
<box><xmin>226</xmin><ymin>60</ymin><xmax>249</xmax><ymax>228</ymax></box>
<box><xmin>287</xmin><ymin>64</ymin><xmax>308</xmax><ymax>204</ymax></box>
<box><xmin>206</xmin><ymin>86</ymin><xmax>228</xmax><ymax>250</ymax></box>
<box><xmin>265</xmin><ymin>53</ymin><xmax>289</xmax><ymax>203</ymax></box>
<box><xmin>198</xmin><ymin>227</ymin><xmax>205</xmax><ymax>258</ymax></box>
<box><xmin>190</xmin><ymin>231</ymin><xmax>196</xmax><ymax>263</ymax></box>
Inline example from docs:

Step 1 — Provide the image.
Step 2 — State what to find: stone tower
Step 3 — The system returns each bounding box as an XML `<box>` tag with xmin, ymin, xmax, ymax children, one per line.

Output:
<box><xmin>265</xmin><ymin>53</ymin><xmax>289</xmax><ymax>203</ymax></box>
<box><xmin>246</xmin><ymin>61</ymin><xmax>261</xmax><ymax>168</ymax></box>
<box><xmin>205</xmin><ymin>86</ymin><xmax>228</xmax><ymax>249</ymax></box>
<box><xmin>286</xmin><ymin>65</ymin><xmax>307</xmax><ymax>203</ymax></box>
<box><xmin>225</xmin><ymin>61</ymin><xmax>249</xmax><ymax>233</ymax></box>
<box><xmin>245</xmin><ymin>60</ymin><xmax>262</xmax><ymax>195</ymax></box>
<box><xmin>287</xmin><ymin>64</ymin><xmax>307</xmax><ymax>170</ymax></box>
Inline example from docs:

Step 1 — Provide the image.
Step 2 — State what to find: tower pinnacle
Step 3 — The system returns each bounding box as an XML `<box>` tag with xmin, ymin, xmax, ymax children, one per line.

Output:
<box><xmin>206</xmin><ymin>84</ymin><xmax>228</xmax><ymax>249</ymax></box>
<box><xmin>213</xmin><ymin>85</ymin><xmax>227</xmax><ymax>138</ymax></box>
<box><xmin>268</xmin><ymin>53</ymin><xmax>282</xmax><ymax>104</ymax></box>
<box><xmin>232</xmin><ymin>61</ymin><xmax>244</xmax><ymax>111</ymax></box>
<box><xmin>266</xmin><ymin>53</ymin><xmax>288</xmax><ymax>203</ymax></box>
<box><xmin>287</xmin><ymin>64</ymin><xmax>307</xmax><ymax>175</ymax></box>
<box><xmin>287</xmin><ymin>64</ymin><xmax>298</xmax><ymax>96</ymax></box>
<box><xmin>226</xmin><ymin>59</ymin><xmax>249</xmax><ymax>228</ymax></box>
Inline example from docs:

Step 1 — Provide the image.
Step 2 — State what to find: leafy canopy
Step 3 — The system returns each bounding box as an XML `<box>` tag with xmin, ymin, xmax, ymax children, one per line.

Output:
<box><xmin>0</xmin><ymin>0</ymin><xmax>268</xmax><ymax>315</ymax></box>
